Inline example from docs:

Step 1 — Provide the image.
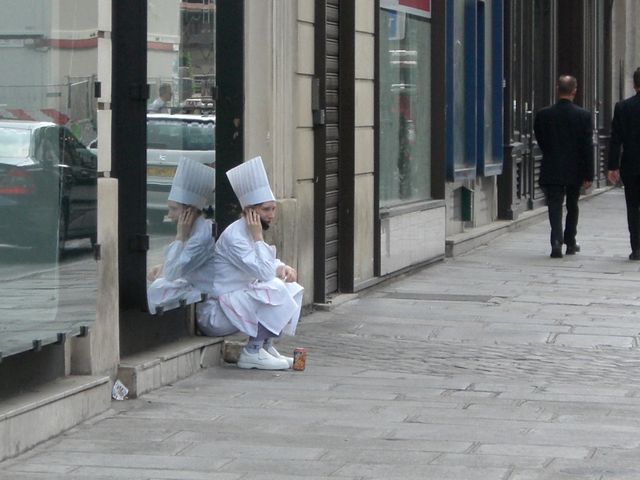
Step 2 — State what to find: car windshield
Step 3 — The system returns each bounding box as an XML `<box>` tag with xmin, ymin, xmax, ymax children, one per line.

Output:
<box><xmin>0</xmin><ymin>127</ymin><xmax>31</xmax><ymax>159</ymax></box>
<box><xmin>147</xmin><ymin>118</ymin><xmax>215</xmax><ymax>151</ymax></box>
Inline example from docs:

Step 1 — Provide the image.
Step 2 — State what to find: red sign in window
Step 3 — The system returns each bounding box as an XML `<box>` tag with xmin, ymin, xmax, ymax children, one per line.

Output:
<box><xmin>399</xmin><ymin>0</ymin><xmax>430</xmax><ymax>13</ymax></box>
<box><xmin>382</xmin><ymin>0</ymin><xmax>431</xmax><ymax>18</ymax></box>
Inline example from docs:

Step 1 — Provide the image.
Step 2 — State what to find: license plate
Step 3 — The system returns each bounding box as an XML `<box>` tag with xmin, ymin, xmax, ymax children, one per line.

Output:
<box><xmin>147</xmin><ymin>166</ymin><xmax>176</xmax><ymax>177</ymax></box>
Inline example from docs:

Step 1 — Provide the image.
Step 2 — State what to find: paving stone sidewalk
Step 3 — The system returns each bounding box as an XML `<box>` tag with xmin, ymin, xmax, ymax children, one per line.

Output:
<box><xmin>3</xmin><ymin>188</ymin><xmax>640</xmax><ymax>480</ymax></box>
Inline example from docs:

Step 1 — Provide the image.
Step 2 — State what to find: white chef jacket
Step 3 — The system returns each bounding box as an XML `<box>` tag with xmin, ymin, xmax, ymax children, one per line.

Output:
<box><xmin>147</xmin><ymin>215</ymin><xmax>216</xmax><ymax>314</ymax></box>
<box><xmin>197</xmin><ymin>217</ymin><xmax>303</xmax><ymax>338</ymax></box>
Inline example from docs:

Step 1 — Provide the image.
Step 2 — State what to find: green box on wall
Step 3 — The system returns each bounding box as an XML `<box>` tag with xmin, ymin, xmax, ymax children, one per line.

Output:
<box><xmin>461</xmin><ymin>186</ymin><xmax>474</xmax><ymax>222</ymax></box>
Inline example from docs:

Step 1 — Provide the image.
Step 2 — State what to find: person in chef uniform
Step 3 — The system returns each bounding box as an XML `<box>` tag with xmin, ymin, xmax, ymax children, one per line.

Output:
<box><xmin>196</xmin><ymin>156</ymin><xmax>304</xmax><ymax>370</ymax></box>
<box><xmin>147</xmin><ymin>158</ymin><xmax>217</xmax><ymax>315</ymax></box>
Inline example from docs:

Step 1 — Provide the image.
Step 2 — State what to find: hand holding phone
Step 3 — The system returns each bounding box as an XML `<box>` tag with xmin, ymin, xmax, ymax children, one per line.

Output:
<box><xmin>247</xmin><ymin>208</ymin><xmax>263</xmax><ymax>242</ymax></box>
<box><xmin>176</xmin><ymin>206</ymin><xmax>197</xmax><ymax>241</ymax></box>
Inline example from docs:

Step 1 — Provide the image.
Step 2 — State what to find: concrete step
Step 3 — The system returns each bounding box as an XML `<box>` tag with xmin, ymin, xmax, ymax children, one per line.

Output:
<box><xmin>0</xmin><ymin>375</ymin><xmax>110</xmax><ymax>461</ymax></box>
<box><xmin>117</xmin><ymin>336</ymin><xmax>224</xmax><ymax>398</ymax></box>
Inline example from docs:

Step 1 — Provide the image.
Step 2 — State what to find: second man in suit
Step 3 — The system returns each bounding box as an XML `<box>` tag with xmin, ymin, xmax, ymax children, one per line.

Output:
<box><xmin>534</xmin><ymin>75</ymin><xmax>593</xmax><ymax>258</ymax></box>
<box><xmin>607</xmin><ymin>68</ymin><xmax>640</xmax><ymax>261</ymax></box>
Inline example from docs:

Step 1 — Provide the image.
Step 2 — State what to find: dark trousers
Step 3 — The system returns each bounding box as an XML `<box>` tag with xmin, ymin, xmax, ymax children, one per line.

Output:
<box><xmin>543</xmin><ymin>184</ymin><xmax>581</xmax><ymax>248</ymax></box>
<box><xmin>621</xmin><ymin>172</ymin><xmax>640</xmax><ymax>251</ymax></box>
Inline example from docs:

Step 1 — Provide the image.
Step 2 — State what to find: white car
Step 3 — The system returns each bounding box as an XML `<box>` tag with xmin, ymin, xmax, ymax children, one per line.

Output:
<box><xmin>87</xmin><ymin>113</ymin><xmax>215</xmax><ymax>225</ymax></box>
<box><xmin>146</xmin><ymin>113</ymin><xmax>215</xmax><ymax>224</ymax></box>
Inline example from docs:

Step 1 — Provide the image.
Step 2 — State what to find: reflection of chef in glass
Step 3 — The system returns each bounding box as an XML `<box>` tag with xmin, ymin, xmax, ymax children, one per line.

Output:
<box><xmin>147</xmin><ymin>158</ymin><xmax>216</xmax><ymax>314</ymax></box>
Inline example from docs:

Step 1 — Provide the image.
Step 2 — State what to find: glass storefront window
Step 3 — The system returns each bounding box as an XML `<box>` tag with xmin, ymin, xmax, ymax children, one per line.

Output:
<box><xmin>379</xmin><ymin>2</ymin><xmax>432</xmax><ymax>207</ymax></box>
<box><xmin>446</xmin><ymin>0</ymin><xmax>503</xmax><ymax>179</ymax></box>
<box><xmin>478</xmin><ymin>0</ymin><xmax>503</xmax><ymax>175</ymax></box>
<box><xmin>0</xmin><ymin>0</ymin><xmax>98</xmax><ymax>358</ymax></box>
<box><xmin>146</xmin><ymin>0</ymin><xmax>216</xmax><ymax>314</ymax></box>
<box><xmin>452</xmin><ymin>0</ymin><xmax>471</xmax><ymax>175</ymax></box>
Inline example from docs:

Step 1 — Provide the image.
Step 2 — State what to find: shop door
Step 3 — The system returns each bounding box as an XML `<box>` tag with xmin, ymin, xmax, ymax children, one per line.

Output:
<box><xmin>558</xmin><ymin>0</ymin><xmax>609</xmax><ymax>188</ymax></box>
<box><xmin>313</xmin><ymin>0</ymin><xmax>341</xmax><ymax>302</ymax></box>
<box><xmin>510</xmin><ymin>0</ymin><xmax>555</xmax><ymax>213</ymax></box>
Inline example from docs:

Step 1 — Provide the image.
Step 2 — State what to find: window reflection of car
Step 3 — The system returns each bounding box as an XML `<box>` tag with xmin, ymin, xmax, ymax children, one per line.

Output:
<box><xmin>146</xmin><ymin>113</ymin><xmax>215</xmax><ymax>225</ymax></box>
<box><xmin>0</xmin><ymin>120</ymin><xmax>97</xmax><ymax>258</ymax></box>
<box><xmin>90</xmin><ymin>114</ymin><xmax>216</xmax><ymax>225</ymax></box>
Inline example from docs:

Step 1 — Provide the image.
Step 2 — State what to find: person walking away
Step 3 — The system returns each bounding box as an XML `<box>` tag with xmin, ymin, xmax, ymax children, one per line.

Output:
<box><xmin>534</xmin><ymin>75</ymin><xmax>594</xmax><ymax>258</ymax></box>
<box><xmin>607</xmin><ymin>67</ymin><xmax>640</xmax><ymax>261</ymax></box>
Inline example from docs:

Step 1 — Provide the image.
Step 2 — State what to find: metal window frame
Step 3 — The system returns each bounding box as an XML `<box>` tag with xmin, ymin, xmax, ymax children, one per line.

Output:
<box><xmin>215</xmin><ymin>0</ymin><xmax>244</xmax><ymax>233</ymax></box>
<box><xmin>373</xmin><ymin>0</ymin><xmax>381</xmax><ymax>277</ymax></box>
<box><xmin>112</xmin><ymin>0</ymin><xmax>148</xmax><ymax>312</ymax></box>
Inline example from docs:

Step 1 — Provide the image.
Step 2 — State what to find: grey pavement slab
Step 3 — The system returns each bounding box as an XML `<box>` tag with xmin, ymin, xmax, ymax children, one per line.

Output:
<box><xmin>4</xmin><ymin>190</ymin><xmax>640</xmax><ymax>479</ymax></box>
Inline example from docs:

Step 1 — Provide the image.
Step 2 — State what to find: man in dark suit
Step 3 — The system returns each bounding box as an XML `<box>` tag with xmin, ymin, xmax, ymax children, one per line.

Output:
<box><xmin>607</xmin><ymin>68</ymin><xmax>640</xmax><ymax>261</ymax></box>
<box><xmin>534</xmin><ymin>75</ymin><xmax>593</xmax><ymax>258</ymax></box>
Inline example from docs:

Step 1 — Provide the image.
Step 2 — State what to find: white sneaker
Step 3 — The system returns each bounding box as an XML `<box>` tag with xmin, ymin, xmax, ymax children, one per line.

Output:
<box><xmin>265</xmin><ymin>345</ymin><xmax>293</xmax><ymax>369</ymax></box>
<box><xmin>237</xmin><ymin>347</ymin><xmax>289</xmax><ymax>370</ymax></box>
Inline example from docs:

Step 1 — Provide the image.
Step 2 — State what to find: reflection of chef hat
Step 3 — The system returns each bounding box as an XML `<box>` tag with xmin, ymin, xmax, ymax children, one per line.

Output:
<box><xmin>168</xmin><ymin>157</ymin><xmax>215</xmax><ymax>209</ymax></box>
<box><xmin>226</xmin><ymin>156</ymin><xmax>275</xmax><ymax>208</ymax></box>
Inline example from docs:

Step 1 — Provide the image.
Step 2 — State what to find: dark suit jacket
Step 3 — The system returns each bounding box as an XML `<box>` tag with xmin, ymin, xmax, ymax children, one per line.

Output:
<box><xmin>609</xmin><ymin>92</ymin><xmax>640</xmax><ymax>176</ymax></box>
<box><xmin>533</xmin><ymin>99</ymin><xmax>594</xmax><ymax>186</ymax></box>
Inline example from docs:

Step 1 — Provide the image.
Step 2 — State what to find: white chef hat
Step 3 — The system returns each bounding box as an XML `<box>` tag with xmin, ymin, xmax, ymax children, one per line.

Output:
<box><xmin>226</xmin><ymin>156</ymin><xmax>275</xmax><ymax>208</ymax></box>
<box><xmin>168</xmin><ymin>157</ymin><xmax>215</xmax><ymax>209</ymax></box>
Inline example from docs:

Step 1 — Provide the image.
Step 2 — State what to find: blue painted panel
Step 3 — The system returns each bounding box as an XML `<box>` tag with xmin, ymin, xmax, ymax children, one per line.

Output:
<box><xmin>461</xmin><ymin>0</ymin><xmax>477</xmax><ymax>181</ymax></box>
<box><xmin>445</xmin><ymin>0</ymin><xmax>455</xmax><ymax>180</ymax></box>
<box><xmin>476</xmin><ymin>0</ymin><xmax>485</xmax><ymax>176</ymax></box>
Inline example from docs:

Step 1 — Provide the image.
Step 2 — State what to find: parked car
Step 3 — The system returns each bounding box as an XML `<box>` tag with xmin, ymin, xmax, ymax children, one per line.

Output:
<box><xmin>0</xmin><ymin>120</ymin><xmax>97</xmax><ymax>258</ymax></box>
<box><xmin>146</xmin><ymin>113</ymin><xmax>215</xmax><ymax>224</ymax></box>
<box><xmin>90</xmin><ymin>113</ymin><xmax>216</xmax><ymax>225</ymax></box>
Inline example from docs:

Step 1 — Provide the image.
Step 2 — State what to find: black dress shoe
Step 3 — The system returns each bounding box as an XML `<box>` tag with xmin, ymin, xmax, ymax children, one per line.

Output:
<box><xmin>565</xmin><ymin>243</ymin><xmax>580</xmax><ymax>255</ymax></box>
<box><xmin>630</xmin><ymin>250</ymin><xmax>640</xmax><ymax>261</ymax></box>
<box><xmin>550</xmin><ymin>246</ymin><xmax>563</xmax><ymax>258</ymax></box>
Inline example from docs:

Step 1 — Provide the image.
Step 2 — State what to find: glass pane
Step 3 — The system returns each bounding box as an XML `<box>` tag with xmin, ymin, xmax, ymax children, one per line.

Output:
<box><xmin>379</xmin><ymin>7</ymin><xmax>431</xmax><ymax>206</ymax></box>
<box><xmin>484</xmin><ymin>0</ymin><xmax>494</xmax><ymax>161</ymax></box>
<box><xmin>596</xmin><ymin>0</ymin><xmax>605</xmax><ymax>129</ymax></box>
<box><xmin>0</xmin><ymin>0</ymin><xmax>98</xmax><ymax>357</ymax></box>
<box><xmin>147</xmin><ymin>0</ymin><xmax>216</xmax><ymax>314</ymax></box>
<box><xmin>452</xmin><ymin>0</ymin><xmax>470</xmax><ymax>172</ymax></box>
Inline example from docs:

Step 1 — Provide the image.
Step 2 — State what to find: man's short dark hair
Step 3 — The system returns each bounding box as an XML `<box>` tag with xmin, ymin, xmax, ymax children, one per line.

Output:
<box><xmin>557</xmin><ymin>75</ymin><xmax>577</xmax><ymax>95</ymax></box>
<box><xmin>159</xmin><ymin>83</ymin><xmax>172</xmax><ymax>96</ymax></box>
<box><xmin>634</xmin><ymin>68</ymin><xmax>640</xmax><ymax>89</ymax></box>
